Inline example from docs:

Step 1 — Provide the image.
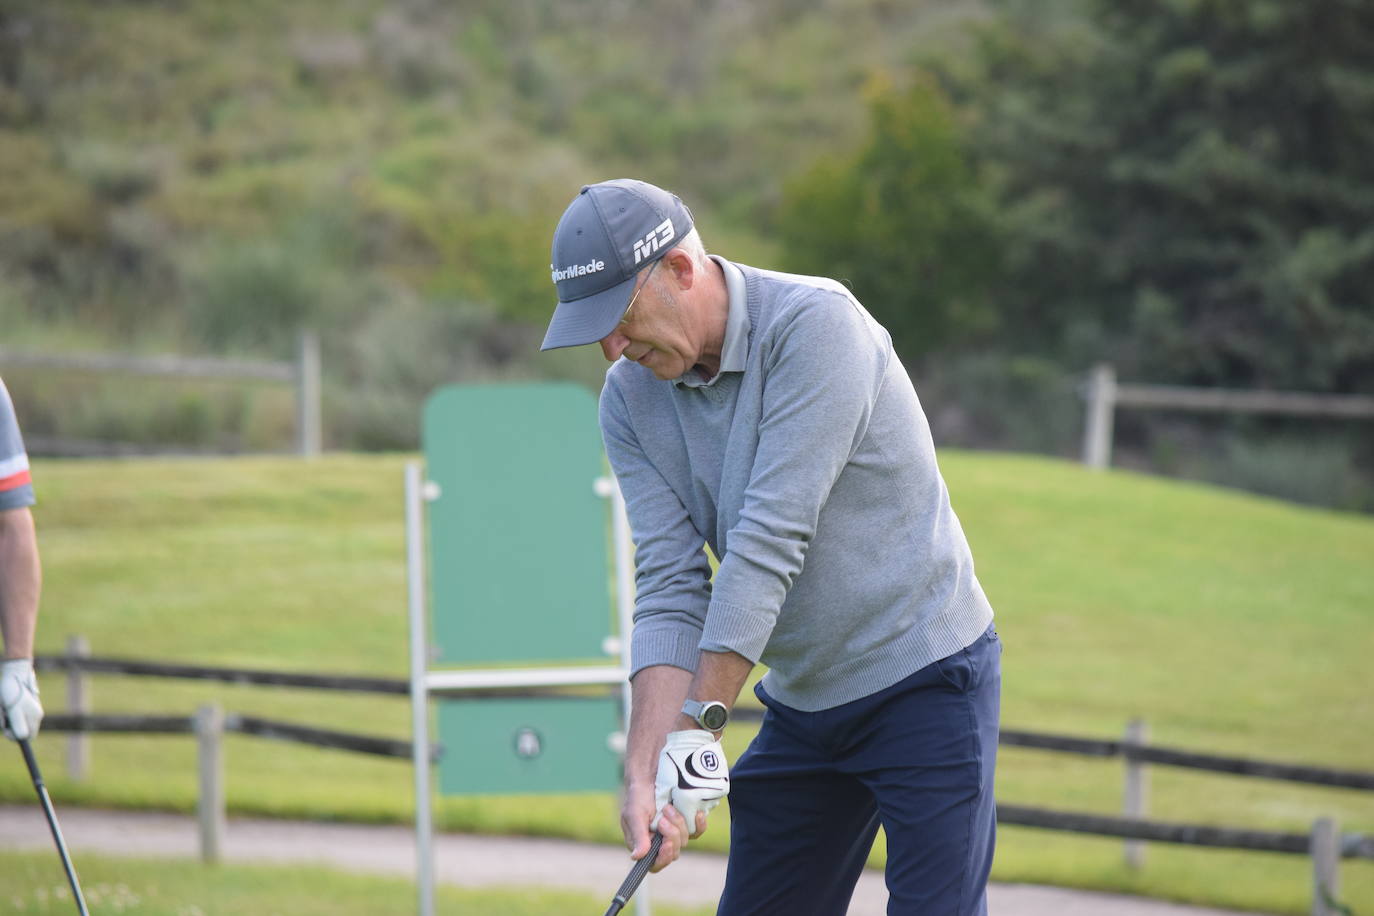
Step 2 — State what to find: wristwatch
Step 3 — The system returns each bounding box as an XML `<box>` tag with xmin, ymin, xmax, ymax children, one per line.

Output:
<box><xmin>682</xmin><ymin>699</ymin><xmax>730</xmax><ymax>732</ymax></box>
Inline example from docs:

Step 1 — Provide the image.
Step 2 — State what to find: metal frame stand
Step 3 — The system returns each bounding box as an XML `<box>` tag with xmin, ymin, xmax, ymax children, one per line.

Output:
<box><xmin>406</xmin><ymin>462</ymin><xmax>647</xmax><ymax>915</ymax></box>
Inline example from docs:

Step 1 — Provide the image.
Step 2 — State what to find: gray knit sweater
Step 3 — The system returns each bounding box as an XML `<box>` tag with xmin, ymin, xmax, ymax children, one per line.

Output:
<box><xmin>599</xmin><ymin>261</ymin><xmax>993</xmax><ymax>711</ymax></box>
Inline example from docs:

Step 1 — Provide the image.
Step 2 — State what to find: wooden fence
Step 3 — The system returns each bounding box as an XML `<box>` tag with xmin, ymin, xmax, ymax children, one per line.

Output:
<box><xmin>0</xmin><ymin>330</ymin><xmax>321</xmax><ymax>457</ymax></box>
<box><xmin>1079</xmin><ymin>363</ymin><xmax>1374</xmax><ymax>469</ymax></box>
<box><xmin>38</xmin><ymin>705</ymin><xmax>436</xmax><ymax>864</ymax></box>
<box><xmin>30</xmin><ymin>645</ymin><xmax>1374</xmax><ymax>914</ymax></box>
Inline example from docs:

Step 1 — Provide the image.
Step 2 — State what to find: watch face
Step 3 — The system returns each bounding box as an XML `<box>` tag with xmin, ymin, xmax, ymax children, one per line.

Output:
<box><xmin>701</xmin><ymin>703</ymin><xmax>729</xmax><ymax>731</ymax></box>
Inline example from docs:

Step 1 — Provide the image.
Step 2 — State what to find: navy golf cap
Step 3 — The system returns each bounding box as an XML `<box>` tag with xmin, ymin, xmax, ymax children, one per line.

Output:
<box><xmin>540</xmin><ymin>179</ymin><xmax>694</xmax><ymax>350</ymax></box>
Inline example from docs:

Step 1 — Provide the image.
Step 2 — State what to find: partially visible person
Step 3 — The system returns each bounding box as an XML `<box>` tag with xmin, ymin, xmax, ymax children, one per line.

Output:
<box><xmin>0</xmin><ymin>377</ymin><xmax>43</xmax><ymax>741</ymax></box>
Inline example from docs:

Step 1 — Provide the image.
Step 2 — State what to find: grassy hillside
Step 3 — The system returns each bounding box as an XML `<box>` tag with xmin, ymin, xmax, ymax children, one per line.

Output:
<box><xmin>1</xmin><ymin>0</ymin><xmax>985</xmax><ymax>337</ymax></box>
<box><xmin>0</xmin><ymin>451</ymin><xmax>1370</xmax><ymax>913</ymax></box>
<box><xmin>1</xmin><ymin>0</ymin><xmax>996</xmax><ymax>452</ymax></box>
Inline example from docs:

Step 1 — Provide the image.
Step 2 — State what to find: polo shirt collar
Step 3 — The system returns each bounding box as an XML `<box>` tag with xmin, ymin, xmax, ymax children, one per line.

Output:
<box><xmin>674</xmin><ymin>256</ymin><xmax>751</xmax><ymax>389</ymax></box>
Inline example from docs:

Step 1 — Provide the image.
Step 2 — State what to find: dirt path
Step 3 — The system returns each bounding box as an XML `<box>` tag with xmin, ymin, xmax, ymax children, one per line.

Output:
<box><xmin>0</xmin><ymin>806</ymin><xmax>1266</xmax><ymax>915</ymax></box>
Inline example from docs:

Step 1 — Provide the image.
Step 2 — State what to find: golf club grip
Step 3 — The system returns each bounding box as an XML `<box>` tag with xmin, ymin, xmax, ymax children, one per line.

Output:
<box><xmin>603</xmin><ymin>831</ymin><xmax>663</xmax><ymax>916</ymax></box>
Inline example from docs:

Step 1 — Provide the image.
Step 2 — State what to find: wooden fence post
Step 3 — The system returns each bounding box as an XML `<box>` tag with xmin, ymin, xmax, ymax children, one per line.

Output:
<box><xmin>1311</xmin><ymin>817</ymin><xmax>1341</xmax><ymax>916</ymax></box>
<box><xmin>65</xmin><ymin>635</ymin><xmax>90</xmax><ymax>781</ymax></box>
<box><xmin>1082</xmin><ymin>363</ymin><xmax>1117</xmax><ymax>469</ymax></box>
<box><xmin>295</xmin><ymin>329</ymin><xmax>322</xmax><ymax>458</ymax></box>
<box><xmin>195</xmin><ymin>703</ymin><xmax>225</xmax><ymax>863</ymax></box>
<box><xmin>1123</xmin><ymin>717</ymin><xmax>1149</xmax><ymax>869</ymax></box>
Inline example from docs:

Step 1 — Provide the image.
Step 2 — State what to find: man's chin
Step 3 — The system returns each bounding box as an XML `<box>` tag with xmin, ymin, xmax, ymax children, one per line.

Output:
<box><xmin>635</xmin><ymin>354</ymin><xmax>673</xmax><ymax>380</ymax></box>
<box><xmin>624</xmin><ymin>350</ymin><xmax>684</xmax><ymax>380</ymax></box>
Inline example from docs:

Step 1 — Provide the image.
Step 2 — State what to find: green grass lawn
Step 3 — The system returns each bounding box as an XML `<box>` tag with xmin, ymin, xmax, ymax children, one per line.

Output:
<box><xmin>0</xmin><ymin>850</ymin><xmax>709</xmax><ymax>915</ymax></box>
<box><xmin>1</xmin><ymin>452</ymin><xmax>1371</xmax><ymax>914</ymax></box>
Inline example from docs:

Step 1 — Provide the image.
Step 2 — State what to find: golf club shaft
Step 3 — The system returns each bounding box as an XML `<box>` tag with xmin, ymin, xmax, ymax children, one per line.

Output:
<box><xmin>18</xmin><ymin>738</ymin><xmax>90</xmax><ymax>916</ymax></box>
<box><xmin>603</xmin><ymin>831</ymin><xmax>663</xmax><ymax>916</ymax></box>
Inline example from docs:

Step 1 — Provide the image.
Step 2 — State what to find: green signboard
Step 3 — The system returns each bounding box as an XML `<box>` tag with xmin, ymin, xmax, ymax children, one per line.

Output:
<box><xmin>422</xmin><ymin>383</ymin><xmax>616</xmax><ymax>666</ymax></box>
<box><xmin>437</xmin><ymin>697</ymin><xmax>622</xmax><ymax>795</ymax></box>
<box><xmin>422</xmin><ymin>383</ymin><xmax>624</xmax><ymax>796</ymax></box>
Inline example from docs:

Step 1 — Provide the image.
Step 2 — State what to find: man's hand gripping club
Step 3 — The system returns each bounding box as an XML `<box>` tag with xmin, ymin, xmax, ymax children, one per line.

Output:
<box><xmin>0</xmin><ymin>658</ymin><xmax>43</xmax><ymax>741</ymax></box>
<box><xmin>624</xmin><ymin>729</ymin><xmax>730</xmax><ymax>873</ymax></box>
<box><xmin>653</xmin><ymin>729</ymin><xmax>729</xmax><ymax>831</ymax></box>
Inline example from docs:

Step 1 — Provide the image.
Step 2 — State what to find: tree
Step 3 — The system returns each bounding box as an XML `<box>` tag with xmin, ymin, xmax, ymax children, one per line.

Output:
<box><xmin>776</xmin><ymin>74</ymin><xmax>1000</xmax><ymax>366</ymax></box>
<box><xmin>960</xmin><ymin>0</ymin><xmax>1374</xmax><ymax>392</ymax></box>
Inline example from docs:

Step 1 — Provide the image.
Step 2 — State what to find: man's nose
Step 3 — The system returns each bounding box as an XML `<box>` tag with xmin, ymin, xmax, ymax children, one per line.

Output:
<box><xmin>600</xmin><ymin>330</ymin><xmax>629</xmax><ymax>362</ymax></box>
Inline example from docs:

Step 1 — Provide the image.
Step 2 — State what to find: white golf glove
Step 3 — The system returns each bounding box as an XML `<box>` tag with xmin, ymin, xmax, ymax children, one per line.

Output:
<box><xmin>0</xmin><ymin>658</ymin><xmax>43</xmax><ymax>741</ymax></box>
<box><xmin>650</xmin><ymin>729</ymin><xmax>729</xmax><ymax>833</ymax></box>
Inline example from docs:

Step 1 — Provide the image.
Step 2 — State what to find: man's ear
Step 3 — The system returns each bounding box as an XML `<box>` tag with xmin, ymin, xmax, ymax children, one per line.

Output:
<box><xmin>661</xmin><ymin>248</ymin><xmax>696</xmax><ymax>291</ymax></box>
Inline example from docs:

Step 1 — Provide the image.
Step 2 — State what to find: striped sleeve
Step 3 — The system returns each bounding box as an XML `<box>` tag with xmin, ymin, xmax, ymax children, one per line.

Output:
<box><xmin>0</xmin><ymin>378</ymin><xmax>35</xmax><ymax>510</ymax></box>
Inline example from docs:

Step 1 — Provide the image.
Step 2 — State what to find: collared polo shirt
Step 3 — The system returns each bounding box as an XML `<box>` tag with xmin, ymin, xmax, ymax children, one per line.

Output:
<box><xmin>672</xmin><ymin>255</ymin><xmax>751</xmax><ymax>390</ymax></box>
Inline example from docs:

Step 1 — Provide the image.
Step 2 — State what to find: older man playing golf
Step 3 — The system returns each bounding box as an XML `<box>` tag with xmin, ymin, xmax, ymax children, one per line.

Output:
<box><xmin>0</xmin><ymin>378</ymin><xmax>43</xmax><ymax>744</ymax></box>
<box><xmin>541</xmin><ymin>179</ymin><xmax>1001</xmax><ymax>915</ymax></box>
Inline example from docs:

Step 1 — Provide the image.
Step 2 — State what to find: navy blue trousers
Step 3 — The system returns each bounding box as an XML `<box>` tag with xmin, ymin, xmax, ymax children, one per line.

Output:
<box><xmin>717</xmin><ymin>625</ymin><xmax>1001</xmax><ymax>916</ymax></box>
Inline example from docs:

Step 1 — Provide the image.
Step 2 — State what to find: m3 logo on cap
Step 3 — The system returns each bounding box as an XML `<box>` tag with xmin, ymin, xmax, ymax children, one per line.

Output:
<box><xmin>633</xmin><ymin>218</ymin><xmax>676</xmax><ymax>265</ymax></box>
<box><xmin>551</xmin><ymin>259</ymin><xmax>606</xmax><ymax>283</ymax></box>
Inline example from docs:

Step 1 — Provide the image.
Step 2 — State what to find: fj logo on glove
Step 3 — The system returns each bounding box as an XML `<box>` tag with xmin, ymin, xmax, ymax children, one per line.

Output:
<box><xmin>681</xmin><ymin>752</ymin><xmax>728</xmax><ymax>787</ymax></box>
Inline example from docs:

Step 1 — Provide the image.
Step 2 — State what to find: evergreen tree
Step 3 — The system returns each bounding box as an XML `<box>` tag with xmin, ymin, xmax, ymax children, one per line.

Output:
<box><xmin>967</xmin><ymin>0</ymin><xmax>1374</xmax><ymax>391</ymax></box>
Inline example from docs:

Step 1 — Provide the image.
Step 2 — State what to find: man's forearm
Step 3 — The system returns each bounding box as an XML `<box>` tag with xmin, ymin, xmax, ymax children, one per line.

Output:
<box><xmin>625</xmin><ymin>665</ymin><xmax>694</xmax><ymax>788</ymax></box>
<box><xmin>626</xmin><ymin>650</ymin><xmax>754</xmax><ymax>785</ymax></box>
<box><xmin>0</xmin><ymin>508</ymin><xmax>41</xmax><ymax>660</ymax></box>
<box><xmin>628</xmin><ymin>649</ymin><xmax>755</xmax><ymax>747</ymax></box>
<box><xmin>619</xmin><ymin>649</ymin><xmax>754</xmax><ymax>874</ymax></box>
<box><xmin>676</xmin><ymin>649</ymin><xmax>754</xmax><ymax>733</ymax></box>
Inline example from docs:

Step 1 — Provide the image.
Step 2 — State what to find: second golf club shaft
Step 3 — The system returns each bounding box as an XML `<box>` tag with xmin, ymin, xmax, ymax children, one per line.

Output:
<box><xmin>18</xmin><ymin>738</ymin><xmax>90</xmax><ymax>916</ymax></box>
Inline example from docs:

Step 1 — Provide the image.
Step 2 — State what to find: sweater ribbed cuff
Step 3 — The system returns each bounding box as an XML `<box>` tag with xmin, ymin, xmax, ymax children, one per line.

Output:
<box><xmin>630</xmin><ymin>621</ymin><xmax>702</xmax><ymax>679</ymax></box>
<box><xmin>699</xmin><ymin>599</ymin><xmax>776</xmax><ymax>664</ymax></box>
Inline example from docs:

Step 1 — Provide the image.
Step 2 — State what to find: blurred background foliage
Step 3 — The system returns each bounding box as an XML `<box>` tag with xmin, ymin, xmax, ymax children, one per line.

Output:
<box><xmin>1</xmin><ymin>0</ymin><xmax>1371</xmax><ymax>510</ymax></box>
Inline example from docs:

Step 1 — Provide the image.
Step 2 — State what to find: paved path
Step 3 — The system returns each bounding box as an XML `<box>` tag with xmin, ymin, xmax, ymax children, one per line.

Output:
<box><xmin>0</xmin><ymin>806</ymin><xmax>1265</xmax><ymax>915</ymax></box>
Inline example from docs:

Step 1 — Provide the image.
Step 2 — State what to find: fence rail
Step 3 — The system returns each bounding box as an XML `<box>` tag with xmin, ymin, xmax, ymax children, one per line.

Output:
<box><xmin>0</xmin><ymin>350</ymin><xmax>294</xmax><ymax>382</ymax></box>
<box><xmin>36</xmin><ymin>654</ymin><xmax>410</xmax><ymax>695</ymax></box>
<box><xmin>42</xmin><ymin>713</ymin><xmax>193</xmax><ymax>734</ymax></box>
<box><xmin>1079</xmin><ymin>363</ymin><xmax>1374</xmax><ymax>468</ymax></box>
<box><xmin>1114</xmin><ymin>384</ymin><xmax>1374</xmax><ymax>418</ymax></box>
<box><xmin>41</xmin><ymin>711</ymin><xmax>433</xmax><ymax>761</ymax></box>
<box><xmin>997</xmin><ymin>727</ymin><xmax>1374</xmax><ymax>791</ymax></box>
<box><xmin>228</xmin><ymin>714</ymin><xmax>419</xmax><ymax>759</ymax></box>
<box><xmin>0</xmin><ymin>330</ymin><xmax>321</xmax><ymax>457</ymax></box>
<box><xmin>999</xmin><ymin>805</ymin><xmax>1374</xmax><ymax>860</ymax></box>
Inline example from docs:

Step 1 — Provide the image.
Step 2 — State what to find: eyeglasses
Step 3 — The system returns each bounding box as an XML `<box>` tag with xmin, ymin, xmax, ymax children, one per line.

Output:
<box><xmin>620</xmin><ymin>259</ymin><xmax>660</xmax><ymax>326</ymax></box>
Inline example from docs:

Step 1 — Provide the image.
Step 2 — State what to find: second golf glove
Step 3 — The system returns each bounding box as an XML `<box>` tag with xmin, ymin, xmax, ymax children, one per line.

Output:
<box><xmin>0</xmin><ymin>658</ymin><xmax>43</xmax><ymax>741</ymax></box>
<box><xmin>651</xmin><ymin>729</ymin><xmax>730</xmax><ymax>833</ymax></box>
